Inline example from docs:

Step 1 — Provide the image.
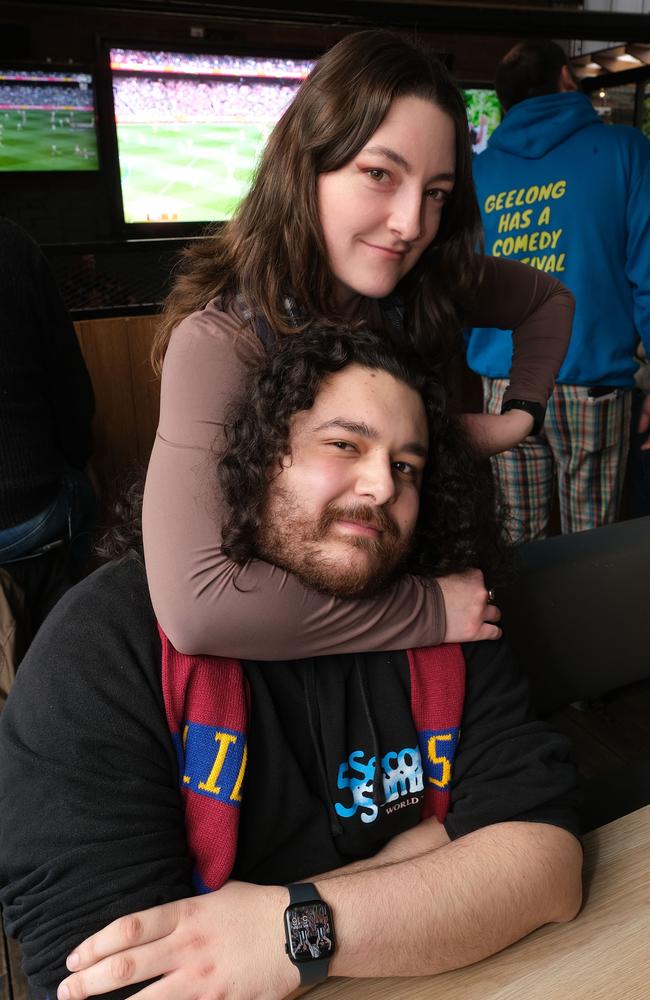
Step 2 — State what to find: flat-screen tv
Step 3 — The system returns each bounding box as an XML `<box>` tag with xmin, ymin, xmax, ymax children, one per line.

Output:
<box><xmin>462</xmin><ymin>88</ymin><xmax>501</xmax><ymax>155</ymax></box>
<box><xmin>0</xmin><ymin>66</ymin><xmax>99</xmax><ymax>171</ymax></box>
<box><xmin>106</xmin><ymin>46</ymin><xmax>315</xmax><ymax>226</ymax></box>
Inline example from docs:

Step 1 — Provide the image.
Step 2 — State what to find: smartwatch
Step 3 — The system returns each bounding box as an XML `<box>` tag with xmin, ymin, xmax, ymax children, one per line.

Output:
<box><xmin>500</xmin><ymin>398</ymin><xmax>546</xmax><ymax>436</ymax></box>
<box><xmin>284</xmin><ymin>882</ymin><xmax>335</xmax><ymax>985</ymax></box>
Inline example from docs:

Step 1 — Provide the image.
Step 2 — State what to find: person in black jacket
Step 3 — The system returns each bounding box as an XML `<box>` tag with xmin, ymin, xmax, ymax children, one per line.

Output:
<box><xmin>0</xmin><ymin>218</ymin><xmax>96</xmax><ymax>570</ymax></box>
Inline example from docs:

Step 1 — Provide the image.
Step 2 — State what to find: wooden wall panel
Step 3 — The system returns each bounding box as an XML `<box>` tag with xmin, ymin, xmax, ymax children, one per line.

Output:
<box><xmin>74</xmin><ymin>315</ymin><xmax>160</xmax><ymax>498</ymax></box>
<box><xmin>75</xmin><ymin>316</ymin><xmax>137</xmax><ymax>489</ymax></box>
<box><xmin>125</xmin><ymin>316</ymin><xmax>162</xmax><ymax>466</ymax></box>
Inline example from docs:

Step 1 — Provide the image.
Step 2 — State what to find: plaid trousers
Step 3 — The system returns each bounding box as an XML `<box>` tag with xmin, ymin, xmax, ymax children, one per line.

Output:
<box><xmin>483</xmin><ymin>378</ymin><xmax>633</xmax><ymax>542</ymax></box>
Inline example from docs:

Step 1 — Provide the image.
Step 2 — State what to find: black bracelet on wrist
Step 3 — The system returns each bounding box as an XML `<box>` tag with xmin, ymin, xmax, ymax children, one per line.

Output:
<box><xmin>500</xmin><ymin>398</ymin><xmax>546</xmax><ymax>436</ymax></box>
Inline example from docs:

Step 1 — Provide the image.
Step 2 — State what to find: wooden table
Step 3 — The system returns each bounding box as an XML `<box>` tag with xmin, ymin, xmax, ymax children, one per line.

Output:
<box><xmin>312</xmin><ymin>806</ymin><xmax>650</xmax><ymax>1000</ymax></box>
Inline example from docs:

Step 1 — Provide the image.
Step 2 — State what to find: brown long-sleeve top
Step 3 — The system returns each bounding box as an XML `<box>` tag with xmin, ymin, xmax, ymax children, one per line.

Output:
<box><xmin>143</xmin><ymin>256</ymin><xmax>574</xmax><ymax>658</ymax></box>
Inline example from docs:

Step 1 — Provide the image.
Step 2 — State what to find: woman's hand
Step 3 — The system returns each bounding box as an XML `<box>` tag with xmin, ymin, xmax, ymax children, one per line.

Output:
<box><xmin>57</xmin><ymin>883</ymin><xmax>298</xmax><ymax>1000</ymax></box>
<box><xmin>437</xmin><ymin>568</ymin><xmax>501</xmax><ymax>643</ymax></box>
<box><xmin>460</xmin><ymin>410</ymin><xmax>535</xmax><ymax>456</ymax></box>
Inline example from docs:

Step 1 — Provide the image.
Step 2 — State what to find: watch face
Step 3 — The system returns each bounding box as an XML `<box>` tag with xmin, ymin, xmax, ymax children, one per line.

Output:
<box><xmin>284</xmin><ymin>901</ymin><xmax>335</xmax><ymax>963</ymax></box>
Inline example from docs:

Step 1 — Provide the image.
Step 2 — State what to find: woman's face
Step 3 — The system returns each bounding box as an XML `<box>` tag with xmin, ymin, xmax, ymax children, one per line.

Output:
<box><xmin>317</xmin><ymin>95</ymin><xmax>456</xmax><ymax>307</ymax></box>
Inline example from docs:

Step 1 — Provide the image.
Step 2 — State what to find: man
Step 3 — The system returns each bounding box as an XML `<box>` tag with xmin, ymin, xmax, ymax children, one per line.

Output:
<box><xmin>0</xmin><ymin>330</ymin><xmax>582</xmax><ymax>1000</ymax></box>
<box><xmin>467</xmin><ymin>38</ymin><xmax>650</xmax><ymax>541</ymax></box>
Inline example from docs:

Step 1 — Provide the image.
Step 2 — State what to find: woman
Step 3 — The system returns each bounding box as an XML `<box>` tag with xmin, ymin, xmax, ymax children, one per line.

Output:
<box><xmin>143</xmin><ymin>29</ymin><xmax>574</xmax><ymax>658</ymax></box>
<box><xmin>46</xmin><ymin>34</ymin><xmax>577</xmax><ymax>997</ymax></box>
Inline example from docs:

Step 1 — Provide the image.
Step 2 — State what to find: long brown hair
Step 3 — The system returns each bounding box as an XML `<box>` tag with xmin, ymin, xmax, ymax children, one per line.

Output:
<box><xmin>153</xmin><ymin>29</ymin><xmax>482</xmax><ymax>373</ymax></box>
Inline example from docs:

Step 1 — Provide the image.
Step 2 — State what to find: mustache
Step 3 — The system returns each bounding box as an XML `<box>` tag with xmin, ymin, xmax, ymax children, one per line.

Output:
<box><xmin>317</xmin><ymin>502</ymin><xmax>400</xmax><ymax>540</ymax></box>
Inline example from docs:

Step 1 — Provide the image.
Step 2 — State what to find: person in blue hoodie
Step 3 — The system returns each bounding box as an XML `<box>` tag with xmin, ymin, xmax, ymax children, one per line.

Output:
<box><xmin>467</xmin><ymin>38</ymin><xmax>650</xmax><ymax>541</ymax></box>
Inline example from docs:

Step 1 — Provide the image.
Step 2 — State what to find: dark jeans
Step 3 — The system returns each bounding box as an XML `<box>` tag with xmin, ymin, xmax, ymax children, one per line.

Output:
<box><xmin>0</xmin><ymin>468</ymin><xmax>96</xmax><ymax>569</ymax></box>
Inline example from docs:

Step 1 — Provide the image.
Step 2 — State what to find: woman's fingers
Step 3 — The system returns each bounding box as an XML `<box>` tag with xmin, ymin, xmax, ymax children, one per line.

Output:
<box><xmin>479</xmin><ymin>601</ymin><xmax>502</xmax><ymax>640</ymax></box>
<box><xmin>483</xmin><ymin>602</ymin><xmax>501</xmax><ymax>623</ymax></box>
<box><xmin>476</xmin><ymin>621</ymin><xmax>503</xmax><ymax>642</ymax></box>
<box><xmin>438</xmin><ymin>568</ymin><xmax>503</xmax><ymax>643</ymax></box>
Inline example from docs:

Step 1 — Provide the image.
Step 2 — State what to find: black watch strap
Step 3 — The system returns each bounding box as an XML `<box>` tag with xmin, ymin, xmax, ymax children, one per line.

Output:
<box><xmin>500</xmin><ymin>397</ymin><xmax>546</xmax><ymax>436</ymax></box>
<box><xmin>288</xmin><ymin>882</ymin><xmax>321</xmax><ymax>904</ymax></box>
<box><xmin>296</xmin><ymin>957</ymin><xmax>330</xmax><ymax>985</ymax></box>
<box><xmin>285</xmin><ymin>883</ymin><xmax>334</xmax><ymax>985</ymax></box>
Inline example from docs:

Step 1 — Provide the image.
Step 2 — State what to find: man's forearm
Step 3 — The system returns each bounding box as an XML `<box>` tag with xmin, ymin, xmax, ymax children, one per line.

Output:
<box><xmin>55</xmin><ymin>822</ymin><xmax>582</xmax><ymax>999</ymax></box>
<box><xmin>318</xmin><ymin>821</ymin><xmax>582</xmax><ymax>979</ymax></box>
<box><xmin>315</xmin><ymin>815</ymin><xmax>450</xmax><ymax>882</ymax></box>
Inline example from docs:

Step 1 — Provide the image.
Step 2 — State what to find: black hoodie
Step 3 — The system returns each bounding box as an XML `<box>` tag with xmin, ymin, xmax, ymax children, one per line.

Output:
<box><xmin>0</xmin><ymin>556</ymin><xmax>579</xmax><ymax>998</ymax></box>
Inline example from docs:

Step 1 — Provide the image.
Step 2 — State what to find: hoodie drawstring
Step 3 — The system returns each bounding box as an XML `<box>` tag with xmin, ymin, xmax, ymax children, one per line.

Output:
<box><xmin>355</xmin><ymin>655</ymin><xmax>385</xmax><ymax>807</ymax></box>
<box><xmin>304</xmin><ymin>656</ymin><xmax>386</xmax><ymax>837</ymax></box>
<box><xmin>305</xmin><ymin>659</ymin><xmax>344</xmax><ymax>837</ymax></box>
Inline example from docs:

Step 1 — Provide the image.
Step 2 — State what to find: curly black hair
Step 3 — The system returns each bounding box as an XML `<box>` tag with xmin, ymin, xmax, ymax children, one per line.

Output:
<box><xmin>94</xmin><ymin>474</ymin><xmax>144</xmax><ymax>561</ymax></box>
<box><xmin>220</xmin><ymin>328</ymin><xmax>510</xmax><ymax>581</ymax></box>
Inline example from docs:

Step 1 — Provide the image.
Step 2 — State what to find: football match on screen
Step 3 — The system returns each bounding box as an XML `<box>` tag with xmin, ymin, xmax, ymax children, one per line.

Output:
<box><xmin>110</xmin><ymin>48</ymin><xmax>315</xmax><ymax>224</ymax></box>
<box><xmin>0</xmin><ymin>69</ymin><xmax>98</xmax><ymax>172</ymax></box>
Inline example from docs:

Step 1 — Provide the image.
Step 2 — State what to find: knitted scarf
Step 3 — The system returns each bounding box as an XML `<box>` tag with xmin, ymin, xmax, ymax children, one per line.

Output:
<box><xmin>160</xmin><ymin>628</ymin><xmax>466</xmax><ymax>892</ymax></box>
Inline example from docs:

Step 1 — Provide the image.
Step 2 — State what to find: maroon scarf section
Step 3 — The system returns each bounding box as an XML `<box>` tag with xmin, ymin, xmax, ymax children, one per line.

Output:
<box><xmin>160</xmin><ymin>625</ymin><xmax>466</xmax><ymax>891</ymax></box>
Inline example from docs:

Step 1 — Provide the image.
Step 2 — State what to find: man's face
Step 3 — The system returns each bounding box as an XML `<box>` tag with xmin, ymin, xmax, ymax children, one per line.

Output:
<box><xmin>256</xmin><ymin>363</ymin><xmax>428</xmax><ymax>597</ymax></box>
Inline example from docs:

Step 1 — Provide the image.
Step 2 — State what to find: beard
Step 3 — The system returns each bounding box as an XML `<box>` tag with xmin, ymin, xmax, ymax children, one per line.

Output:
<box><xmin>256</xmin><ymin>488</ymin><xmax>413</xmax><ymax>598</ymax></box>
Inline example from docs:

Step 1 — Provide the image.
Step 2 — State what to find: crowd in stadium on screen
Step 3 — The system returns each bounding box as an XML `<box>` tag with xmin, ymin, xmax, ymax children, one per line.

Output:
<box><xmin>113</xmin><ymin>75</ymin><xmax>300</xmax><ymax>122</ymax></box>
<box><xmin>110</xmin><ymin>48</ymin><xmax>314</xmax><ymax>80</ymax></box>
<box><xmin>0</xmin><ymin>84</ymin><xmax>92</xmax><ymax>111</ymax></box>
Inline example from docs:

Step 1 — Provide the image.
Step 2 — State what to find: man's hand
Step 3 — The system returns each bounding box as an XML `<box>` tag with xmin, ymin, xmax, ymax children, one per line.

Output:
<box><xmin>437</xmin><ymin>568</ymin><xmax>501</xmax><ymax>643</ymax></box>
<box><xmin>460</xmin><ymin>410</ymin><xmax>535</xmax><ymax>456</ymax></box>
<box><xmin>638</xmin><ymin>394</ymin><xmax>650</xmax><ymax>450</ymax></box>
<box><xmin>57</xmin><ymin>882</ymin><xmax>296</xmax><ymax>1000</ymax></box>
